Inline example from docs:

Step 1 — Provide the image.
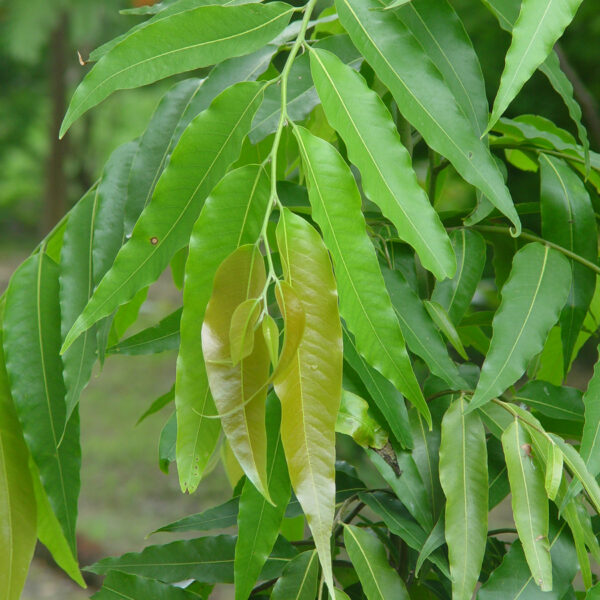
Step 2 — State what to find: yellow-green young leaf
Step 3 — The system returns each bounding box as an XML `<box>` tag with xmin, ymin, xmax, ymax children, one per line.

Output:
<box><xmin>293</xmin><ymin>125</ymin><xmax>429</xmax><ymax>425</ymax></box>
<box><xmin>343</xmin><ymin>524</ymin><xmax>410</xmax><ymax>600</ymax></box>
<box><xmin>308</xmin><ymin>47</ymin><xmax>454</xmax><ymax>280</ymax></box>
<box><xmin>273</xmin><ymin>282</ymin><xmax>305</xmax><ymax>381</ymax></box>
<box><xmin>488</xmin><ymin>0</ymin><xmax>585</xmax><ymax>133</ymax></box>
<box><xmin>336</xmin><ymin>390</ymin><xmax>388</xmax><ymax>449</ymax></box>
<box><xmin>0</xmin><ymin>330</ymin><xmax>36</xmax><ymax>600</ymax></box>
<box><xmin>502</xmin><ymin>420</ymin><xmax>552</xmax><ymax>591</ymax></box>
<box><xmin>424</xmin><ymin>301</ymin><xmax>468</xmax><ymax>360</ymax></box>
<box><xmin>469</xmin><ymin>243</ymin><xmax>571</xmax><ymax>412</ymax></box>
<box><xmin>203</xmin><ymin>245</ymin><xmax>270</xmax><ymax>500</ymax></box>
<box><xmin>62</xmin><ymin>82</ymin><xmax>265</xmax><ymax>355</ymax></box>
<box><xmin>262</xmin><ymin>314</ymin><xmax>279</xmax><ymax>368</ymax></box>
<box><xmin>274</xmin><ymin>208</ymin><xmax>343</xmax><ymax>596</ymax></box>
<box><xmin>176</xmin><ymin>164</ymin><xmax>269</xmax><ymax>493</ymax></box>
<box><xmin>229</xmin><ymin>299</ymin><xmax>261</xmax><ymax>366</ymax></box>
<box><xmin>545</xmin><ymin>443</ymin><xmax>563</xmax><ymax>501</ymax></box>
<box><xmin>59</xmin><ymin>2</ymin><xmax>294</xmax><ymax>136</ymax></box>
<box><xmin>439</xmin><ymin>397</ymin><xmax>488</xmax><ymax>600</ymax></box>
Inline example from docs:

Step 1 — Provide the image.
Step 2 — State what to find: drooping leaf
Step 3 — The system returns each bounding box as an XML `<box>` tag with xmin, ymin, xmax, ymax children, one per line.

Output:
<box><xmin>309</xmin><ymin>47</ymin><xmax>454</xmax><ymax>279</ymax></box>
<box><xmin>514</xmin><ymin>380</ymin><xmax>584</xmax><ymax>423</ymax></box>
<box><xmin>154</xmin><ymin>496</ymin><xmax>239</xmax><ymax>534</ymax></box>
<box><xmin>469</xmin><ymin>243</ymin><xmax>571</xmax><ymax>411</ymax></box>
<box><xmin>424</xmin><ymin>300</ymin><xmax>469</xmax><ymax>360</ymax></box>
<box><xmin>580</xmin><ymin>355</ymin><xmax>600</xmax><ymax>481</ymax></box>
<box><xmin>336</xmin><ymin>0</ymin><xmax>520</xmax><ymax>232</ymax></box>
<box><xmin>501</xmin><ymin>420</ymin><xmax>552</xmax><ymax>591</ymax></box>
<box><xmin>176</xmin><ymin>164</ymin><xmax>269</xmax><ymax>492</ymax></box>
<box><xmin>62</xmin><ymin>82</ymin><xmax>265</xmax><ymax>354</ymax></box>
<box><xmin>271</xmin><ymin>550</ymin><xmax>319</xmax><ymax>600</ymax></box>
<box><xmin>229</xmin><ymin>299</ymin><xmax>261</xmax><ymax>366</ymax></box>
<box><xmin>439</xmin><ymin>397</ymin><xmax>488</xmax><ymax>600</ymax></box>
<box><xmin>60</xmin><ymin>2</ymin><xmax>293</xmax><ymax>135</ymax></box>
<box><xmin>294</xmin><ymin>125</ymin><xmax>429</xmax><ymax>423</ymax></box>
<box><xmin>415</xmin><ymin>514</ymin><xmax>446</xmax><ymax>577</ymax></box>
<box><xmin>343</xmin><ymin>524</ymin><xmax>410</xmax><ymax>600</ymax></box>
<box><xmin>90</xmin><ymin>571</ymin><xmax>199</xmax><ymax>600</ymax></box>
<box><xmin>137</xmin><ymin>386</ymin><xmax>174</xmax><ymax>425</ymax></box>
<box><xmin>158</xmin><ymin>412</ymin><xmax>177</xmax><ymax>474</ymax></box>
<box><xmin>274</xmin><ymin>208</ymin><xmax>343</xmax><ymax>595</ymax></box>
<box><xmin>545</xmin><ymin>443</ymin><xmax>563</xmax><ymax>501</ymax></box>
<box><xmin>262</xmin><ymin>314</ymin><xmax>279</xmax><ymax>368</ymax></box>
<box><xmin>337</xmin><ymin>390</ymin><xmax>388</xmax><ymax>449</ymax></box>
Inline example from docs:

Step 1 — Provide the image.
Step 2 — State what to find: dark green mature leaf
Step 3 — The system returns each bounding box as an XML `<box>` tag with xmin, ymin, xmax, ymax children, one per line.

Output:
<box><xmin>580</xmin><ymin>356</ymin><xmax>600</xmax><ymax>481</ymax></box>
<box><xmin>309</xmin><ymin>47</ymin><xmax>454</xmax><ymax>280</ymax></box>
<box><xmin>154</xmin><ymin>497</ymin><xmax>239</xmax><ymax>534</ymax></box>
<box><xmin>271</xmin><ymin>551</ymin><xmax>319</xmax><ymax>600</ymax></box>
<box><xmin>424</xmin><ymin>300</ymin><xmax>468</xmax><ymax>360</ymax></box>
<box><xmin>336</xmin><ymin>0</ymin><xmax>520</xmax><ymax>233</ymax></box>
<box><xmin>431</xmin><ymin>230</ymin><xmax>486</xmax><ymax>326</ymax></box>
<box><xmin>502</xmin><ymin>420</ymin><xmax>552</xmax><ymax>591</ymax></box>
<box><xmin>294</xmin><ymin>125</ymin><xmax>429</xmax><ymax>423</ymax></box>
<box><xmin>91</xmin><ymin>571</ymin><xmax>199</xmax><ymax>600</ymax></box>
<box><xmin>514</xmin><ymin>381</ymin><xmax>584</xmax><ymax>423</ymax></box>
<box><xmin>158</xmin><ymin>412</ymin><xmax>177</xmax><ymax>474</ymax></box>
<box><xmin>540</xmin><ymin>154</ymin><xmax>597</xmax><ymax>370</ymax></box>
<box><xmin>63</xmin><ymin>82</ymin><xmax>265</xmax><ymax>354</ymax></box>
<box><xmin>176</xmin><ymin>164</ymin><xmax>269</xmax><ymax>493</ymax></box>
<box><xmin>344</xmin><ymin>524</ymin><xmax>410</xmax><ymax>600</ymax></box>
<box><xmin>416</xmin><ymin>515</ymin><xmax>446</xmax><ymax>576</ymax></box>
<box><xmin>469</xmin><ymin>243</ymin><xmax>571</xmax><ymax>411</ymax></box>
<box><xmin>3</xmin><ymin>254</ymin><xmax>80</xmax><ymax>556</ymax></box>
<box><xmin>440</xmin><ymin>397</ymin><xmax>488</xmax><ymax>600</ymax></box>
<box><xmin>108</xmin><ymin>308</ymin><xmax>181</xmax><ymax>356</ymax></box>
<box><xmin>60</xmin><ymin>2</ymin><xmax>293</xmax><ymax>135</ymax></box>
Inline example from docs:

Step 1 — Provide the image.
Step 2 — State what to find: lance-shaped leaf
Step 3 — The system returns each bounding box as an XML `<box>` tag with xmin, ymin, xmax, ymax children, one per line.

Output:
<box><xmin>3</xmin><ymin>254</ymin><xmax>80</xmax><ymax>556</ymax></box>
<box><xmin>514</xmin><ymin>380</ymin><xmax>584</xmax><ymax>423</ymax></box>
<box><xmin>540</xmin><ymin>154</ymin><xmax>597</xmax><ymax>371</ymax></box>
<box><xmin>60</xmin><ymin>2</ymin><xmax>293</xmax><ymax>135</ymax></box>
<box><xmin>469</xmin><ymin>243</ymin><xmax>571</xmax><ymax>411</ymax></box>
<box><xmin>439</xmin><ymin>397</ymin><xmax>488</xmax><ymax>600</ymax></box>
<box><xmin>176</xmin><ymin>164</ymin><xmax>269</xmax><ymax>492</ymax></box>
<box><xmin>309</xmin><ymin>47</ymin><xmax>454</xmax><ymax>280</ymax></box>
<box><xmin>158</xmin><ymin>412</ymin><xmax>177</xmax><ymax>474</ymax></box>
<box><xmin>545</xmin><ymin>443</ymin><xmax>563</xmax><ymax>501</ymax></box>
<box><xmin>335</xmin><ymin>0</ymin><xmax>520</xmax><ymax>233</ymax></box>
<box><xmin>424</xmin><ymin>301</ymin><xmax>468</xmax><ymax>360</ymax></box>
<box><xmin>580</xmin><ymin>355</ymin><xmax>600</xmax><ymax>481</ymax></box>
<box><xmin>488</xmin><ymin>0</ymin><xmax>585</xmax><ymax>132</ymax></box>
<box><xmin>344</xmin><ymin>524</ymin><xmax>410</xmax><ymax>600</ymax></box>
<box><xmin>0</xmin><ymin>331</ymin><xmax>36</xmax><ymax>600</ymax></box>
<box><xmin>63</xmin><ymin>82</ymin><xmax>265</xmax><ymax>354</ymax></box>
<box><xmin>273</xmin><ymin>282</ymin><xmax>306</xmax><ymax>381</ymax></box>
<box><xmin>502</xmin><ymin>420</ymin><xmax>552</xmax><ymax>591</ymax></box>
<box><xmin>431</xmin><ymin>229</ymin><xmax>487</xmax><ymax>325</ymax></box>
<box><xmin>271</xmin><ymin>551</ymin><xmax>319</xmax><ymax>600</ymax></box>
<box><xmin>274</xmin><ymin>208</ymin><xmax>343</xmax><ymax>595</ymax></box>
<box><xmin>416</xmin><ymin>515</ymin><xmax>446</xmax><ymax>576</ymax></box>
<box><xmin>262</xmin><ymin>314</ymin><xmax>279</xmax><ymax>368</ymax></box>
<box><xmin>90</xmin><ymin>571</ymin><xmax>199</xmax><ymax>600</ymax></box>
<box><xmin>235</xmin><ymin>397</ymin><xmax>290</xmax><ymax>600</ymax></box>
<box><xmin>294</xmin><ymin>125</ymin><xmax>428</xmax><ymax>423</ymax></box>
<box><xmin>337</xmin><ymin>390</ymin><xmax>388</xmax><ymax>449</ymax></box>
<box><xmin>154</xmin><ymin>496</ymin><xmax>239</xmax><ymax>534</ymax></box>
<box><xmin>202</xmin><ymin>244</ymin><xmax>270</xmax><ymax>499</ymax></box>
<box><xmin>229</xmin><ymin>299</ymin><xmax>261</xmax><ymax>366</ymax></box>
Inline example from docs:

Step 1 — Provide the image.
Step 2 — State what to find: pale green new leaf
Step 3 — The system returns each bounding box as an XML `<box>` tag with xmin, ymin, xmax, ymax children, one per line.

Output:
<box><xmin>545</xmin><ymin>444</ymin><xmax>563</xmax><ymax>501</ymax></box>
<box><xmin>229</xmin><ymin>299</ymin><xmax>261</xmax><ymax>366</ymax></box>
<box><xmin>271</xmin><ymin>551</ymin><xmax>319</xmax><ymax>600</ymax></box>
<box><xmin>439</xmin><ymin>397</ymin><xmax>488</xmax><ymax>600</ymax></box>
<box><xmin>60</xmin><ymin>2</ymin><xmax>293</xmax><ymax>135</ymax></box>
<box><xmin>336</xmin><ymin>390</ymin><xmax>388</xmax><ymax>449</ymax></box>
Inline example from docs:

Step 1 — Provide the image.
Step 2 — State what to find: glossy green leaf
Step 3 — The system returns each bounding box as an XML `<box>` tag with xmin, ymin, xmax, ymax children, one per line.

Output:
<box><xmin>545</xmin><ymin>443</ymin><xmax>563</xmax><ymax>501</ymax></box>
<box><xmin>176</xmin><ymin>164</ymin><xmax>269</xmax><ymax>492</ymax></box>
<box><xmin>60</xmin><ymin>2</ymin><xmax>293</xmax><ymax>135</ymax></box>
<box><xmin>431</xmin><ymin>229</ymin><xmax>487</xmax><ymax>325</ymax></box>
<box><xmin>202</xmin><ymin>244</ymin><xmax>270</xmax><ymax>499</ymax></box>
<box><xmin>540</xmin><ymin>154</ymin><xmax>597</xmax><ymax>370</ymax></box>
<box><xmin>273</xmin><ymin>282</ymin><xmax>306</xmax><ymax>381</ymax></box>
<box><xmin>514</xmin><ymin>381</ymin><xmax>584</xmax><ymax>423</ymax></box>
<box><xmin>234</xmin><ymin>396</ymin><xmax>290</xmax><ymax>600</ymax></box>
<box><xmin>416</xmin><ymin>515</ymin><xmax>446</xmax><ymax>577</ymax></box>
<box><xmin>137</xmin><ymin>386</ymin><xmax>174</xmax><ymax>425</ymax></box>
<box><xmin>309</xmin><ymin>47</ymin><xmax>454</xmax><ymax>279</ymax></box>
<box><xmin>63</xmin><ymin>82</ymin><xmax>265</xmax><ymax>354</ymax></box>
<box><xmin>91</xmin><ymin>571</ymin><xmax>199</xmax><ymax>600</ymax></box>
<box><xmin>262</xmin><ymin>314</ymin><xmax>279</xmax><ymax>367</ymax></box>
<box><xmin>107</xmin><ymin>286</ymin><xmax>149</xmax><ymax>347</ymax></box>
<box><xmin>580</xmin><ymin>355</ymin><xmax>600</xmax><ymax>481</ymax></box>
<box><xmin>274</xmin><ymin>208</ymin><xmax>343</xmax><ymax>595</ymax></box>
<box><xmin>343</xmin><ymin>524</ymin><xmax>410</xmax><ymax>600</ymax></box>
<box><xmin>154</xmin><ymin>496</ymin><xmax>239</xmax><ymax>534</ymax></box>
<box><xmin>424</xmin><ymin>301</ymin><xmax>468</xmax><ymax>360</ymax></box>
<box><xmin>294</xmin><ymin>125</ymin><xmax>428</xmax><ymax>423</ymax></box>
<box><xmin>0</xmin><ymin>329</ymin><xmax>36</xmax><ymax>600</ymax></box>
<box><xmin>229</xmin><ymin>299</ymin><xmax>261</xmax><ymax>366</ymax></box>
<box><xmin>488</xmin><ymin>0</ymin><xmax>585</xmax><ymax>132</ymax></box>
<box><xmin>271</xmin><ymin>550</ymin><xmax>319</xmax><ymax>600</ymax></box>
<box><xmin>336</xmin><ymin>0</ymin><xmax>520</xmax><ymax>232</ymax></box>
<box><xmin>502</xmin><ymin>420</ymin><xmax>552</xmax><ymax>590</ymax></box>
<box><xmin>439</xmin><ymin>397</ymin><xmax>488</xmax><ymax>600</ymax></box>
<box><xmin>158</xmin><ymin>412</ymin><xmax>177</xmax><ymax>474</ymax></box>
<box><xmin>337</xmin><ymin>390</ymin><xmax>388</xmax><ymax>449</ymax></box>
<box><xmin>469</xmin><ymin>243</ymin><xmax>571</xmax><ymax>411</ymax></box>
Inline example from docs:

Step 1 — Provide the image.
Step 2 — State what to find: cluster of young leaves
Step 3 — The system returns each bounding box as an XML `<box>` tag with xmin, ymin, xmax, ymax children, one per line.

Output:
<box><xmin>2</xmin><ymin>0</ymin><xmax>600</xmax><ymax>598</ymax></box>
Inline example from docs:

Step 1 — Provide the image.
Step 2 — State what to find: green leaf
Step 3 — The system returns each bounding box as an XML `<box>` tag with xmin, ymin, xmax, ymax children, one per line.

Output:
<box><xmin>309</xmin><ymin>46</ymin><xmax>454</xmax><ymax>279</ymax></box>
<box><xmin>544</xmin><ymin>443</ymin><xmax>563</xmax><ymax>502</ymax></box>
<box><xmin>158</xmin><ymin>412</ymin><xmax>177</xmax><ymax>474</ymax></box>
<box><xmin>501</xmin><ymin>420</ymin><xmax>552</xmax><ymax>590</ymax></box>
<box><xmin>514</xmin><ymin>381</ymin><xmax>584</xmax><ymax>423</ymax></box>
<box><xmin>336</xmin><ymin>0</ymin><xmax>520</xmax><ymax>233</ymax></box>
<box><xmin>439</xmin><ymin>397</ymin><xmax>488</xmax><ymax>600</ymax></box>
<box><xmin>274</xmin><ymin>208</ymin><xmax>343</xmax><ymax>596</ymax></box>
<box><xmin>540</xmin><ymin>154</ymin><xmax>597</xmax><ymax>371</ymax></box>
<box><xmin>202</xmin><ymin>245</ymin><xmax>270</xmax><ymax>499</ymax></box>
<box><xmin>176</xmin><ymin>164</ymin><xmax>269</xmax><ymax>493</ymax></box>
<box><xmin>3</xmin><ymin>254</ymin><xmax>80</xmax><ymax>555</ymax></box>
<box><xmin>107</xmin><ymin>286</ymin><xmax>149</xmax><ymax>347</ymax></box>
<box><xmin>108</xmin><ymin>308</ymin><xmax>182</xmax><ymax>356</ymax></box>
<box><xmin>60</xmin><ymin>2</ymin><xmax>293</xmax><ymax>135</ymax></box>
<box><xmin>91</xmin><ymin>571</ymin><xmax>199</xmax><ymax>599</ymax></box>
<box><xmin>415</xmin><ymin>514</ymin><xmax>446</xmax><ymax>576</ymax></box>
<box><xmin>62</xmin><ymin>81</ymin><xmax>265</xmax><ymax>354</ymax></box>
<box><xmin>343</xmin><ymin>524</ymin><xmax>410</xmax><ymax>600</ymax></box>
<box><xmin>337</xmin><ymin>390</ymin><xmax>388</xmax><ymax>449</ymax></box>
<box><xmin>229</xmin><ymin>299</ymin><xmax>261</xmax><ymax>366</ymax></box>
<box><xmin>154</xmin><ymin>496</ymin><xmax>239</xmax><ymax>534</ymax></box>
<box><xmin>488</xmin><ymin>0</ymin><xmax>585</xmax><ymax>132</ymax></box>
<box><xmin>469</xmin><ymin>243</ymin><xmax>571</xmax><ymax>411</ymax></box>
<box><xmin>234</xmin><ymin>396</ymin><xmax>290</xmax><ymax>600</ymax></box>
<box><xmin>137</xmin><ymin>386</ymin><xmax>174</xmax><ymax>425</ymax></box>
<box><xmin>273</xmin><ymin>282</ymin><xmax>306</xmax><ymax>380</ymax></box>
<box><xmin>431</xmin><ymin>230</ymin><xmax>487</xmax><ymax>325</ymax></box>
<box><xmin>0</xmin><ymin>329</ymin><xmax>37</xmax><ymax>600</ymax></box>
<box><xmin>271</xmin><ymin>551</ymin><xmax>319</xmax><ymax>600</ymax></box>
<box><xmin>424</xmin><ymin>301</ymin><xmax>469</xmax><ymax>360</ymax></box>
<box><xmin>580</xmin><ymin>355</ymin><xmax>600</xmax><ymax>481</ymax></box>
<box><xmin>262</xmin><ymin>314</ymin><xmax>279</xmax><ymax>368</ymax></box>
<box><xmin>294</xmin><ymin>125</ymin><xmax>428</xmax><ymax>423</ymax></box>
